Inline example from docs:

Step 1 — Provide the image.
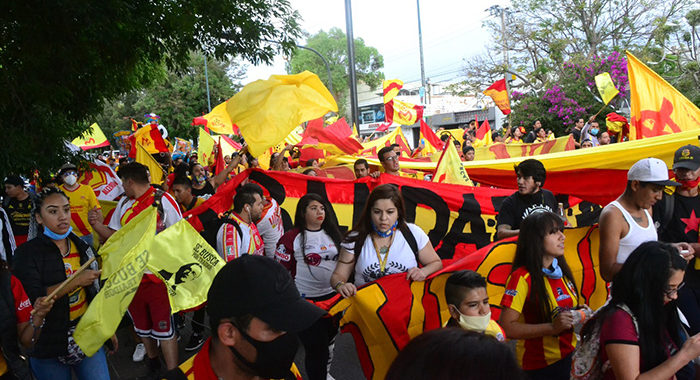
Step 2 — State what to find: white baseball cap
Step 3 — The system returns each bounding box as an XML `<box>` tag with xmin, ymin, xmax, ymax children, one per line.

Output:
<box><xmin>627</xmin><ymin>158</ymin><xmax>680</xmax><ymax>186</ymax></box>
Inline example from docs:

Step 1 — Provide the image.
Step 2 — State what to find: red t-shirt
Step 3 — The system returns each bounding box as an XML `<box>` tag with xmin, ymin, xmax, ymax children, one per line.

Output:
<box><xmin>599</xmin><ymin>309</ymin><xmax>677</xmax><ymax>380</ymax></box>
<box><xmin>0</xmin><ymin>275</ymin><xmax>33</xmax><ymax>375</ymax></box>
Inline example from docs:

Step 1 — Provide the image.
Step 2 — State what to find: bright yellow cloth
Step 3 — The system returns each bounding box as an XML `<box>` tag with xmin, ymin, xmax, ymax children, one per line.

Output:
<box><xmin>227</xmin><ymin>71</ymin><xmax>337</xmax><ymax>157</ymax></box>
<box><xmin>71</xmin><ymin>123</ymin><xmax>109</xmax><ymax>149</ymax></box>
<box><xmin>63</xmin><ymin>242</ymin><xmax>88</xmax><ymax>321</ymax></box>
<box><xmin>135</xmin><ymin>142</ymin><xmax>164</xmax><ymax>184</ymax></box>
<box><xmin>433</xmin><ymin>137</ymin><xmax>473</xmax><ymax>186</ymax></box>
<box><xmin>595</xmin><ymin>72</ymin><xmax>619</xmax><ymax>105</ymax></box>
<box><xmin>201</xmin><ymin>101</ymin><xmax>235</xmax><ymax>135</ymax></box>
<box><xmin>197</xmin><ymin>128</ymin><xmax>217</xmax><ymax>166</ymax></box>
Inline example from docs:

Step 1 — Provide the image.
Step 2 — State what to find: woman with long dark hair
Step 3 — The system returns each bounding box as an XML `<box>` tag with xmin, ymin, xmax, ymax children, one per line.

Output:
<box><xmin>579</xmin><ymin>241</ymin><xmax>700</xmax><ymax>379</ymax></box>
<box><xmin>11</xmin><ymin>188</ymin><xmax>111</xmax><ymax>380</ymax></box>
<box><xmin>275</xmin><ymin>193</ymin><xmax>342</xmax><ymax>380</ymax></box>
<box><xmin>499</xmin><ymin>211</ymin><xmax>582</xmax><ymax>379</ymax></box>
<box><xmin>329</xmin><ymin>184</ymin><xmax>442</xmax><ymax>298</ymax></box>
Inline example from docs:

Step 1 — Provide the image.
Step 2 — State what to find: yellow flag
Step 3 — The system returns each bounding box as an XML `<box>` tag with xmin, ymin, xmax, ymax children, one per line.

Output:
<box><xmin>627</xmin><ymin>51</ymin><xmax>700</xmax><ymax>140</ymax></box>
<box><xmin>198</xmin><ymin>128</ymin><xmax>217</xmax><ymax>166</ymax></box>
<box><xmin>71</xmin><ymin>123</ymin><xmax>110</xmax><ymax>150</ymax></box>
<box><xmin>594</xmin><ymin>72</ymin><xmax>619</xmax><ymax>105</ymax></box>
<box><xmin>98</xmin><ymin>206</ymin><xmax>157</xmax><ymax>279</ymax></box>
<box><xmin>74</xmin><ymin>236</ymin><xmax>151</xmax><ymax>356</ymax></box>
<box><xmin>227</xmin><ymin>71</ymin><xmax>338</xmax><ymax>157</ymax></box>
<box><xmin>383</xmin><ymin>79</ymin><xmax>403</xmax><ymax>103</ymax></box>
<box><xmin>202</xmin><ymin>101</ymin><xmax>236</xmax><ymax>134</ymax></box>
<box><xmin>135</xmin><ymin>142</ymin><xmax>164</xmax><ymax>184</ymax></box>
<box><xmin>147</xmin><ymin>219</ymin><xmax>226</xmax><ymax>312</ymax></box>
<box><xmin>433</xmin><ymin>137</ymin><xmax>473</xmax><ymax>186</ymax></box>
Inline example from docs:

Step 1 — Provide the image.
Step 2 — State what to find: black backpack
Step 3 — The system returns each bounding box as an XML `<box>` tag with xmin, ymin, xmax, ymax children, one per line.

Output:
<box><xmin>199</xmin><ymin>210</ymin><xmax>243</xmax><ymax>252</ymax></box>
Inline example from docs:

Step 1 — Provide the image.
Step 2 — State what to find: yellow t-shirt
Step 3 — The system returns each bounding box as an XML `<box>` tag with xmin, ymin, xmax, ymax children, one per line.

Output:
<box><xmin>63</xmin><ymin>241</ymin><xmax>88</xmax><ymax>321</ymax></box>
<box><xmin>60</xmin><ymin>184</ymin><xmax>100</xmax><ymax>237</ymax></box>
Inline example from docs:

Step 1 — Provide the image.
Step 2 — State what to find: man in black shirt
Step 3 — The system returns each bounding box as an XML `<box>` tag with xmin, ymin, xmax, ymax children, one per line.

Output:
<box><xmin>653</xmin><ymin>144</ymin><xmax>700</xmax><ymax>334</ymax></box>
<box><xmin>496</xmin><ymin>159</ymin><xmax>557</xmax><ymax>240</ymax></box>
<box><xmin>570</xmin><ymin>118</ymin><xmax>584</xmax><ymax>149</ymax></box>
<box><xmin>3</xmin><ymin>175</ymin><xmax>33</xmax><ymax>247</ymax></box>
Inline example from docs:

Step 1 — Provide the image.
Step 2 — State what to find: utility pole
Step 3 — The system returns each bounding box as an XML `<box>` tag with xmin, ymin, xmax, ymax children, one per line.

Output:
<box><xmin>344</xmin><ymin>0</ymin><xmax>360</xmax><ymax>130</ymax></box>
<box><xmin>499</xmin><ymin>7</ymin><xmax>510</xmax><ymax>100</ymax></box>
<box><xmin>204</xmin><ymin>54</ymin><xmax>212</xmax><ymax>112</ymax></box>
<box><xmin>417</xmin><ymin>0</ymin><xmax>426</xmax><ymax>104</ymax></box>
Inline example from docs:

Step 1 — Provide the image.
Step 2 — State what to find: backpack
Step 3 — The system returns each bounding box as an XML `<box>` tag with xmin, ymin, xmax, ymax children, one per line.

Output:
<box><xmin>570</xmin><ymin>304</ymin><xmax>638</xmax><ymax>380</ymax></box>
<box><xmin>199</xmin><ymin>211</ymin><xmax>242</xmax><ymax>253</ymax></box>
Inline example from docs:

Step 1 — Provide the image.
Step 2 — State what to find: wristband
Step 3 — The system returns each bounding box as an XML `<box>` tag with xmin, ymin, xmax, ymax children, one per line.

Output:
<box><xmin>334</xmin><ymin>281</ymin><xmax>345</xmax><ymax>292</ymax></box>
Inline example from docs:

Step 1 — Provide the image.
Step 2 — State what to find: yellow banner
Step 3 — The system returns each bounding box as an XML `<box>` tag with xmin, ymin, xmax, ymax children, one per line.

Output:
<box><xmin>595</xmin><ymin>72</ymin><xmax>619</xmax><ymax>105</ymax></box>
<box><xmin>98</xmin><ymin>207</ymin><xmax>157</xmax><ymax>279</ymax></box>
<box><xmin>198</xmin><ymin>128</ymin><xmax>216</xmax><ymax>166</ymax></box>
<box><xmin>227</xmin><ymin>71</ymin><xmax>338</xmax><ymax>157</ymax></box>
<box><xmin>628</xmin><ymin>51</ymin><xmax>700</xmax><ymax>140</ymax></box>
<box><xmin>71</xmin><ymin>123</ymin><xmax>110</xmax><ymax>150</ymax></box>
<box><xmin>472</xmin><ymin>135</ymin><xmax>575</xmax><ymax>160</ymax></box>
<box><xmin>383</xmin><ymin>79</ymin><xmax>403</xmax><ymax>103</ymax></box>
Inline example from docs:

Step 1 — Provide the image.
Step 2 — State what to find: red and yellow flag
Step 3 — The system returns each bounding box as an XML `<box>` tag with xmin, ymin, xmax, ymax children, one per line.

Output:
<box><xmin>71</xmin><ymin>123</ymin><xmax>111</xmax><ymax>150</ymax></box>
<box><xmin>383</xmin><ymin>79</ymin><xmax>403</xmax><ymax>103</ymax></box>
<box><xmin>483</xmin><ymin>78</ymin><xmax>511</xmax><ymax>115</ymax></box>
<box><xmin>417</xmin><ymin>119</ymin><xmax>444</xmax><ymax>157</ymax></box>
<box><xmin>433</xmin><ymin>136</ymin><xmax>473</xmax><ymax>186</ymax></box>
<box><xmin>128</xmin><ymin>124</ymin><xmax>169</xmax><ymax>158</ymax></box>
<box><xmin>472</xmin><ymin>119</ymin><xmax>493</xmax><ymax>148</ymax></box>
<box><xmin>301</xmin><ymin>118</ymin><xmax>363</xmax><ymax>155</ymax></box>
<box><xmin>385</xmin><ymin>98</ymin><xmax>424</xmax><ymax>125</ymax></box>
<box><xmin>627</xmin><ymin>51</ymin><xmax>700</xmax><ymax>139</ymax></box>
<box><xmin>194</xmin><ymin>101</ymin><xmax>240</xmax><ymax>135</ymax></box>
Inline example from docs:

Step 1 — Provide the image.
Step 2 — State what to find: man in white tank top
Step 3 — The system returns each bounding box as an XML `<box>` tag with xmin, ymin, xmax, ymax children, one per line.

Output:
<box><xmin>599</xmin><ymin>158</ymin><xmax>686</xmax><ymax>282</ymax></box>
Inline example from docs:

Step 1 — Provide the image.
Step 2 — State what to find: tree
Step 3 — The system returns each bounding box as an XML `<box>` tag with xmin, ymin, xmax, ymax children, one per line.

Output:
<box><xmin>96</xmin><ymin>53</ymin><xmax>246</xmax><ymax>142</ymax></box>
<box><xmin>0</xmin><ymin>0</ymin><xmax>302</xmax><ymax>177</ymax></box>
<box><xmin>289</xmin><ymin>27</ymin><xmax>384</xmax><ymax>118</ymax></box>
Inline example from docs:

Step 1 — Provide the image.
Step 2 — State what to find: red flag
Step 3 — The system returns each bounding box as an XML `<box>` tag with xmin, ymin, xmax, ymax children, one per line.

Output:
<box><xmin>419</xmin><ymin>119</ymin><xmax>444</xmax><ymax>150</ymax></box>
<box><xmin>303</xmin><ymin>118</ymin><xmax>364</xmax><ymax>155</ymax></box>
<box><xmin>213</xmin><ymin>139</ymin><xmax>225</xmax><ymax>175</ymax></box>
<box><xmin>385</xmin><ymin>99</ymin><xmax>424</xmax><ymax>125</ymax></box>
<box><xmin>220</xmin><ymin>134</ymin><xmax>242</xmax><ymax>150</ymax></box>
<box><xmin>473</xmin><ymin>119</ymin><xmax>493</xmax><ymax>147</ymax></box>
<box><xmin>375</xmin><ymin>123</ymin><xmax>390</xmax><ymax>133</ymax></box>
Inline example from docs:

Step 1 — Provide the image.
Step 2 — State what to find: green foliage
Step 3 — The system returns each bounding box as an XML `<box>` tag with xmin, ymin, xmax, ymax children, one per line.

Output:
<box><xmin>96</xmin><ymin>53</ymin><xmax>245</xmax><ymax>142</ymax></box>
<box><xmin>289</xmin><ymin>27</ymin><xmax>385</xmax><ymax>117</ymax></box>
<box><xmin>0</xmin><ymin>0</ymin><xmax>301</xmax><ymax>177</ymax></box>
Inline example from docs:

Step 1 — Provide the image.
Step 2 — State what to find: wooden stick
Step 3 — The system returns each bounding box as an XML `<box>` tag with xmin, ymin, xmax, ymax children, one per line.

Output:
<box><xmin>31</xmin><ymin>257</ymin><xmax>97</xmax><ymax>315</ymax></box>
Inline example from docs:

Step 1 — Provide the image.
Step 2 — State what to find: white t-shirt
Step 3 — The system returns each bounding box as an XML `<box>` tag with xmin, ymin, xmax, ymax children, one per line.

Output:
<box><xmin>341</xmin><ymin>223</ymin><xmax>429</xmax><ymax>287</ymax></box>
<box><xmin>275</xmin><ymin>228</ymin><xmax>338</xmax><ymax>297</ymax></box>
<box><xmin>215</xmin><ymin>214</ymin><xmax>265</xmax><ymax>261</ymax></box>
<box><xmin>107</xmin><ymin>187</ymin><xmax>182</xmax><ymax>231</ymax></box>
<box><xmin>257</xmin><ymin>198</ymin><xmax>284</xmax><ymax>258</ymax></box>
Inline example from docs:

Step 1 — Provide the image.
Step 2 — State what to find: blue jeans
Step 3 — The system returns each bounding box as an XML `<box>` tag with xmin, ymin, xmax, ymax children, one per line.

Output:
<box><xmin>30</xmin><ymin>347</ymin><xmax>110</xmax><ymax>380</ymax></box>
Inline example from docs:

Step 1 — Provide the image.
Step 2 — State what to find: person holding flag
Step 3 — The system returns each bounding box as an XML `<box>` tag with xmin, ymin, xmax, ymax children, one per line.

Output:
<box><xmin>88</xmin><ymin>162</ymin><xmax>183</xmax><ymax>376</ymax></box>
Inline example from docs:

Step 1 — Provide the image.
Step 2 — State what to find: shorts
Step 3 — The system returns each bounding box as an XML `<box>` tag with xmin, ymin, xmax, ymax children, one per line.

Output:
<box><xmin>127</xmin><ymin>280</ymin><xmax>174</xmax><ymax>340</ymax></box>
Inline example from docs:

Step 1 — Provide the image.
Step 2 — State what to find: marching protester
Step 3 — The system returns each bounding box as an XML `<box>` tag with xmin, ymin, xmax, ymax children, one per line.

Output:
<box><xmin>505</xmin><ymin>126</ymin><xmax>525</xmax><ymax>144</ymax></box>
<box><xmin>654</xmin><ymin>145</ymin><xmax>700</xmax><ymax>336</ymax></box>
<box><xmin>462</xmin><ymin>145</ymin><xmax>476</xmax><ymax>161</ymax></box>
<box><xmin>12</xmin><ymin>188</ymin><xmax>109</xmax><ymax>380</ymax></box>
<box><xmin>353</xmin><ymin>159</ymin><xmax>370</xmax><ymax>179</ymax></box>
<box><xmin>275</xmin><ymin>193</ymin><xmax>343</xmax><ymax>380</ymax></box>
<box><xmin>170</xmin><ymin>176</ymin><xmax>206</xmax><ymax>213</ymax></box>
<box><xmin>214</xmin><ymin>183</ymin><xmax>265</xmax><ymax>261</ymax></box>
<box><xmin>57</xmin><ymin>163</ymin><xmax>100</xmax><ymax>248</ymax></box>
<box><xmin>330</xmin><ymin>184</ymin><xmax>442</xmax><ymax>298</ymax></box>
<box><xmin>88</xmin><ymin>162</ymin><xmax>183</xmax><ymax>376</ymax></box>
<box><xmin>599</xmin><ymin>131</ymin><xmax>611</xmax><ymax>145</ymax></box>
<box><xmin>499</xmin><ymin>211</ymin><xmax>585</xmax><ymax>379</ymax></box>
<box><xmin>575</xmin><ymin>241</ymin><xmax>700</xmax><ymax>379</ymax></box>
<box><xmin>256</xmin><ymin>194</ymin><xmax>284</xmax><ymax>259</ymax></box>
<box><xmin>163</xmin><ymin>255</ymin><xmax>325</xmax><ymax>380</ymax></box>
<box><xmin>386</xmin><ymin>328</ymin><xmax>523</xmax><ymax>380</ymax></box>
<box><xmin>496</xmin><ymin>159</ymin><xmax>557</xmax><ymax>240</ymax></box>
<box><xmin>444</xmin><ymin>270</ymin><xmax>505</xmax><ymax>341</ymax></box>
<box><xmin>377</xmin><ymin>146</ymin><xmax>401</xmax><ymax>176</ymax></box>
<box><xmin>3</xmin><ymin>175</ymin><xmax>34</xmax><ymax>248</ymax></box>
<box><xmin>570</xmin><ymin>118</ymin><xmax>585</xmax><ymax>149</ymax></box>
<box><xmin>189</xmin><ymin>163</ymin><xmax>216</xmax><ymax>197</ymax></box>
<box><xmin>598</xmin><ymin>158</ymin><xmax>692</xmax><ymax>281</ymax></box>
<box><xmin>580</xmin><ymin>116</ymin><xmax>600</xmax><ymax>146</ymax></box>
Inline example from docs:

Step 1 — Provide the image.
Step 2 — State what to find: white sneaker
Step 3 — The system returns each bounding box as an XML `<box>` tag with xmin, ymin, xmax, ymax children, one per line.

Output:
<box><xmin>132</xmin><ymin>343</ymin><xmax>146</xmax><ymax>362</ymax></box>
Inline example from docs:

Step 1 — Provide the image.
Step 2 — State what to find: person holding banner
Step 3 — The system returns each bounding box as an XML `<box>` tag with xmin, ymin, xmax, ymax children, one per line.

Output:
<box><xmin>275</xmin><ymin>193</ymin><xmax>343</xmax><ymax>380</ymax></box>
<box><xmin>12</xmin><ymin>188</ymin><xmax>108</xmax><ymax>380</ymax></box>
<box><xmin>330</xmin><ymin>184</ymin><xmax>442</xmax><ymax>298</ymax></box>
<box><xmin>378</xmin><ymin>147</ymin><xmax>401</xmax><ymax>176</ymax></box>
<box><xmin>499</xmin><ymin>211</ymin><xmax>582</xmax><ymax>379</ymax></box>
<box><xmin>496</xmin><ymin>159</ymin><xmax>557</xmax><ymax>240</ymax></box>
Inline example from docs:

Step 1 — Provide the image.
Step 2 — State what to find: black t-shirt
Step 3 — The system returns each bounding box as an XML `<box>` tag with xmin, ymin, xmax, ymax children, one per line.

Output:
<box><xmin>5</xmin><ymin>197</ymin><xmax>32</xmax><ymax>236</ymax></box>
<box><xmin>571</xmin><ymin>128</ymin><xmax>582</xmax><ymax>144</ymax></box>
<box><xmin>191</xmin><ymin>181</ymin><xmax>215</xmax><ymax>197</ymax></box>
<box><xmin>654</xmin><ymin>192</ymin><xmax>700</xmax><ymax>286</ymax></box>
<box><xmin>496</xmin><ymin>189</ymin><xmax>557</xmax><ymax>231</ymax></box>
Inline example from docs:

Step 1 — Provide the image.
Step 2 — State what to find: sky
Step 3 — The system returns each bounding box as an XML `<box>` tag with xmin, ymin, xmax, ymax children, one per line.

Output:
<box><xmin>243</xmin><ymin>0</ymin><xmax>510</xmax><ymax>86</ymax></box>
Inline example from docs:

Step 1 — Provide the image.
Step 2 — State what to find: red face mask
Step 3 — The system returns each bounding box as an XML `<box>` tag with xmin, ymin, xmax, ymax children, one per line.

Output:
<box><xmin>678</xmin><ymin>177</ymin><xmax>700</xmax><ymax>190</ymax></box>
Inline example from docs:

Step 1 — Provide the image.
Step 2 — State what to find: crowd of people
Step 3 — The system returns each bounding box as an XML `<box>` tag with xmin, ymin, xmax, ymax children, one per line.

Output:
<box><xmin>0</xmin><ymin>117</ymin><xmax>698</xmax><ymax>380</ymax></box>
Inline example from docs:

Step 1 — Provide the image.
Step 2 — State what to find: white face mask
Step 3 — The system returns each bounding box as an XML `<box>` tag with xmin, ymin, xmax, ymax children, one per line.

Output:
<box><xmin>63</xmin><ymin>174</ymin><xmax>77</xmax><ymax>186</ymax></box>
<box><xmin>455</xmin><ymin>308</ymin><xmax>491</xmax><ymax>332</ymax></box>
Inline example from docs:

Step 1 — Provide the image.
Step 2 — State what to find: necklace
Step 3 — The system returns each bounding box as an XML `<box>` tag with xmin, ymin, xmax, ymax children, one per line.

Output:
<box><xmin>62</xmin><ymin>240</ymin><xmax>71</xmax><ymax>258</ymax></box>
<box><xmin>372</xmin><ymin>233</ymin><xmax>395</xmax><ymax>274</ymax></box>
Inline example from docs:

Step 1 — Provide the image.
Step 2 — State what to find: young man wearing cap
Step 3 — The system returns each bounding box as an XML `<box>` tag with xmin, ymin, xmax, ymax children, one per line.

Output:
<box><xmin>163</xmin><ymin>255</ymin><xmax>325</xmax><ymax>380</ymax></box>
<box><xmin>653</xmin><ymin>145</ymin><xmax>700</xmax><ymax>335</ymax></box>
<box><xmin>58</xmin><ymin>163</ymin><xmax>101</xmax><ymax>248</ymax></box>
<box><xmin>3</xmin><ymin>175</ymin><xmax>33</xmax><ymax>247</ymax></box>
<box><xmin>598</xmin><ymin>158</ymin><xmax>693</xmax><ymax>282</ymax></box>
<box><xmin>496</xmin><ymin>159</ymin><xmax>557</xmax><ymax>240</ymax></box>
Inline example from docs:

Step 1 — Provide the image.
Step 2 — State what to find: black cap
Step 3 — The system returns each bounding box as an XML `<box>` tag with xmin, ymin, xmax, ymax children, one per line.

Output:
<box><xmin>207</xmin><ymin>255</ymin><xmax>325</xmax><ymax>332</ymax></box>
<box><xmin>58</xmin><ymin>163</ymin><xmax>78</xmax><ymax>175</ymax></box>
<box><xmin>4</xmin><ymin>175</ymin><xmax>23</xmax><ymax>186</ymax></box>
<box><xmin>673</xmin><ymin>145</ymin><xmax>700</xmax><ymax>171</ymax></box>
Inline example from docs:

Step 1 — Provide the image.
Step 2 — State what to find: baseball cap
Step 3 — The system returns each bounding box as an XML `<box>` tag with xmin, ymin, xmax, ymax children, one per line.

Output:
<box><xmin>673</xmin><ymin>145</ymin><xmax>700</xmax><ymax>171</ymax></box>
<box><xmin>207</xmin><ymin>255</ymin><xmax>325</xmax><ymax>333</ymax></box>
<box><xmin>627</xmin><ymin>158</ymin><xmax>680</xmax><ymax>186</ymax></box>
<box><xmin>59</xmin><ymin>163</ymin><xmax>78</xmax><ymax>175</ymax></box>
<box><xmin>4</xmin><ymin>175</ymin><xmax>24</xmax><ymax>186</ymax></box>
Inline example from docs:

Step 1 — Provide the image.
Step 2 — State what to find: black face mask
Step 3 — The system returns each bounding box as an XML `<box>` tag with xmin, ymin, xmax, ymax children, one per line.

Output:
<box><xmin>229</xmin><ymin>325</ymin><xmax>299</xmax><ymax>379</ymax></box>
